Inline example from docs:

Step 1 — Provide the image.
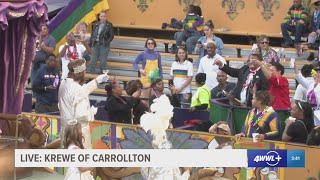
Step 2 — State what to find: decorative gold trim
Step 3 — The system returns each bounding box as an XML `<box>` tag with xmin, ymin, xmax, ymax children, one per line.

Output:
<box><xmin>8</xmin><ymin>12</ymin><xmax>25</xmax><ymax>17</ymax></box>
<box><xmin>15</xmin><ymin>27</ymin><xmax>28</xmax><ymax>94</ymax></box>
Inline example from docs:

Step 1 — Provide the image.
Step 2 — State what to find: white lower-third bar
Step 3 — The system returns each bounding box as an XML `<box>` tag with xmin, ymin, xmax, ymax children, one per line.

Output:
<box><xmin>15</xmin><ymin>149</ymin><xmax>247</xmax><ymax>167</ymax></box>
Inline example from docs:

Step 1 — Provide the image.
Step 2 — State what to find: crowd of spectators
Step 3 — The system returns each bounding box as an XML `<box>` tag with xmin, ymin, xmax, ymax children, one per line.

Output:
<box><xmin>24</xmin><ymin>2</ymin><xmax>320</xmax><ymax>147</ymax></box>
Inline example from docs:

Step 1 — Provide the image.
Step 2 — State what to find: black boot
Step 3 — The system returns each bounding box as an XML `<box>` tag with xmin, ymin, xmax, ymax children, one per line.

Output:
<box><xmin>161</xmin><ymin>23</ymin><xmax>169</xmax><ymax>29</ymax></box>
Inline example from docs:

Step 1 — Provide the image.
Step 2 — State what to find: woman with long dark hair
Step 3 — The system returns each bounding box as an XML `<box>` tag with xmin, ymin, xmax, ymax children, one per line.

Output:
<box><xmin>64</xmin><ymin>121</ymin><xmax>94</xmax><ymax>179</ymax></box>
<box><xmin>282</xmin><ymin>101</ymin><xmax>314</xmax><ymax>144</ymax></box>
<box><xmin>195</xmin><ymin>20</ymin><xmax>224</xmax><ymax>67</ymax></box>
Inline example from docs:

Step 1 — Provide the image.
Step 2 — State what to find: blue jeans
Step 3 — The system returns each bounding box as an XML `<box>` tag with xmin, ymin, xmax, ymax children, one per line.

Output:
<box><xmin>175</xmin><ymin>30</ymin><xmax>201</xmax><ymax>54</ymax></box>
<box><xmin>281</xmin><ymin>22</ymin><xmax>307</xmax><ymax>44</ymax></box>
<box><xmin>89</xmin><ymin>44</ymin><xmax>110</xmax><ymax>73</ymax></box>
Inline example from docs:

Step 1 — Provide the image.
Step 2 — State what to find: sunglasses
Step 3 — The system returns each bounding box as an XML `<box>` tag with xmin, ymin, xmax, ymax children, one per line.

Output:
<box><xmin>260</xmin><ymin>41</ymin><xmax>269</xmax><ymax>44</ymax></box>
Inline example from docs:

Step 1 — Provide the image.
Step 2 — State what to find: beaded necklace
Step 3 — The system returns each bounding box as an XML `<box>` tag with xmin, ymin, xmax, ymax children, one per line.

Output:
<box><xmin>250</xmin><ymin>106</ymin><xmax>271</xmax><ymax>127</ymax></box>
<box><xmin>66</xmin><ymin>43</ymin><xmax>79</xmax><ymax>60</ymax></box>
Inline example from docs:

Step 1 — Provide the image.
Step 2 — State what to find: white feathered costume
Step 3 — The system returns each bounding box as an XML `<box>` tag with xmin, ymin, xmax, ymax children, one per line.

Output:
<box><xmin>140</xmin><ymin>95</ymin><xmax>191</xmax><ymax>180</ymax></box>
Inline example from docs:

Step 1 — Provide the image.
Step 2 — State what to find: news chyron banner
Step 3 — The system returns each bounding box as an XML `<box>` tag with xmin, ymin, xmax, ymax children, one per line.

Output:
<box><xmin>15</xmin><ymin>149</ymin><xmax>304</xmax><ymax>168</ymax></box>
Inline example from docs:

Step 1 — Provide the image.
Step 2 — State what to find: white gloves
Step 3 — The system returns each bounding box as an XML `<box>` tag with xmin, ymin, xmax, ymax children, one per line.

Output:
<box><xmin>90</xmin><ymin>105</ymin><xmax>98</xmax><ymax>115</ymax></box>
<box><xmin>95</xmin><ymin>73</ymin><xmax>109</xmax><ymax>84</ymax></box>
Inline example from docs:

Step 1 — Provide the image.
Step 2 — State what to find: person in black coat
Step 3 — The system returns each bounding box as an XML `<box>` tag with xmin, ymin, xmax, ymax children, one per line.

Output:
<box><xmin>215</xmin><ymin>53</ymin><xmax>269</xmax><ymax>107</ymax></box>
<box><xmin>104</xmin><ymin>81</ymin><xmax>140</xmax><ymax>124</ymax></box>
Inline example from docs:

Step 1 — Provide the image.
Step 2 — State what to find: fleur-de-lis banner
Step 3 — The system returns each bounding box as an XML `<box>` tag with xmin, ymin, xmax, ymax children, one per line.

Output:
<box><xmin>179</xmin><ymin>0</ymin><xmax>201</xmax><ymax>12</ymax></box>
<box><xmin>221</xmin><ymin>0</ymin><xmax>245</xmax><ymax>20</ymax></box>
<box><xmin>256</xmin><ymin>0</ymin><xmax>280</xmax><ymax>21</ymax></box>
<box><xmin>133</xmin><ymin>0</ymin><xmax>154</xmax><ymax>13</ymax></box>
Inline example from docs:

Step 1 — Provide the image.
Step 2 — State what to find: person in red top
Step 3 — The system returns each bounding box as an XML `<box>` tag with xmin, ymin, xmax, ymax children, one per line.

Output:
<box><xmin>256</xmin><ymin>61</ymin><xmax>291</xmax><ymax>109</ymax></box>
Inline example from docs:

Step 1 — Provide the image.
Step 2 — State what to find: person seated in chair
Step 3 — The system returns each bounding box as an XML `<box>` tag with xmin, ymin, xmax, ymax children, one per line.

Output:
<box><xmin>211</xmin><ymin>70</ymin><xmax>236</xmax><ymax>99</ymax></box>
<box><xmin>281</xmin><ymin>0</ymin><xmax>309</xmax><ymax>48</ymax></box>
<box><xmin>215</xmin><ymin>53</ymin><xmax>269</xmax><ymax>107</ymax></box>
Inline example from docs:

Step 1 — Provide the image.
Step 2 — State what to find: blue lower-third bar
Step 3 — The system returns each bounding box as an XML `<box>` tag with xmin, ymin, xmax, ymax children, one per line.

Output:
<box><xmin>247</xmin><ymin>149</ymin><xmax>305</xmax><ymax>168</ymax></box>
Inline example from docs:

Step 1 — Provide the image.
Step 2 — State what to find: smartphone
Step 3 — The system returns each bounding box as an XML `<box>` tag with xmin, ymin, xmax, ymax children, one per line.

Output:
<box><xmin>168</xmin><ymin>79</ymin><xmax>174</xmax><ymax>86</ymax></box>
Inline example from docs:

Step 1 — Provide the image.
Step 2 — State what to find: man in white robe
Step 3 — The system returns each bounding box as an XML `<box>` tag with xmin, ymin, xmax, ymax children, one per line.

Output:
<box><xmin>58</xmin><ymin>59</ymin><xmax>108</xmax><ymax>148</ymax></box>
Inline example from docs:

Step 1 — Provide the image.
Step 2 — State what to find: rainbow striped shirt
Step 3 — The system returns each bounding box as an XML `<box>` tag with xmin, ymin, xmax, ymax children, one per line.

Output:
<box><xmin>241</xmin><ymin>107</ymin><xmax>281</xmax><ymax>140</ymax></box>
<box><xmin>172</xmin><ymin>69</ymin><xmax>188</xmax><ymax>78</ymax></box>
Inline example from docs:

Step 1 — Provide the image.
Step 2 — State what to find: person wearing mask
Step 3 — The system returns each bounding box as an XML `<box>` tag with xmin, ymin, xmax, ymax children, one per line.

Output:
<box><xmin>251</xmin><ymin>35</ymin><xmax>279</xmax><ymax>63</ymax></box>
<box><xmin>32</xmin><ymin>54</ymin><xmax>60</xmax><ymax>113</ymax></box>
<box><xmin>190</xmin><ymin>73</ymin><xmax>211</xmax><ymax>111</ymax></box>
<box><xmin>195</xmin><ymin>20</ymin><xmax>224</xmax><ymax>67</ymax></box>
<box><xmin>282</xmin><ymin>101</ymin><xmax>314</xmax><ymax>144</ymax></box>
<box><xmin>211</xmin><ymin>70</ymin><xmax>236</xmax><ymax>99</ymax></box>
<box><xmin>170</xmin><ymin>47</ymin><xmax>193</xmax><ymax>108</ymax></box>
<box><xmin>198</xmin><ymin>42</ymin><xmax>226</xmax><ymax>90</ymax></box>
<box><xmin>133</xmin><ymin>38</ymin><xmax>162</xmax><ymax>88</ymax></box>
<box><xmin>58</xmin><ymin>59</ymin><xmax>109</xmax><ymax>148</ymax></box>
<box><xmin>235</xmin><ymin>90</ymin><xmax>281</xmax><ymax>141</ymax></box>
<box><xmin>105</xmin><ymin>81</ymin><xmax>141</xmax><ymax>124</ymax></box>
<box><xmin>215</xmin><ymin>53</ymin><xmax>269</xmax><ymax>107</ymax></box>
<box><xmin>31</xmin><ymin>24</ymin><xmax>56</xmax><ymax>83</ymax></box>
<box><xmin>89</xmin><ymin>10</ymin><xmax>114</xmax><ymax>73</ymax></box>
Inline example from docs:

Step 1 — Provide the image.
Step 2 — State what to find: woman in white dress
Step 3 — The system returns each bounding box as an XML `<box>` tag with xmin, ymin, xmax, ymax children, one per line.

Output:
<box><xmin>64</xmin><ymin>120</ymin><xmax>94</xmax><ymax>180</ymax></box>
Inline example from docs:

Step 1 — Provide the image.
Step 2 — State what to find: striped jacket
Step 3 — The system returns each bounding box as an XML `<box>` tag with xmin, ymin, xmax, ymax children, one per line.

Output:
<box><xmin>284</xmin><ymin>5</ymin><xmax>309</xmax><ymax>25</ymax></box>
<box><xmin>241</xmin><ymin>107</ymin><xmax>281</xmax><ymax>140</ymax></box>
